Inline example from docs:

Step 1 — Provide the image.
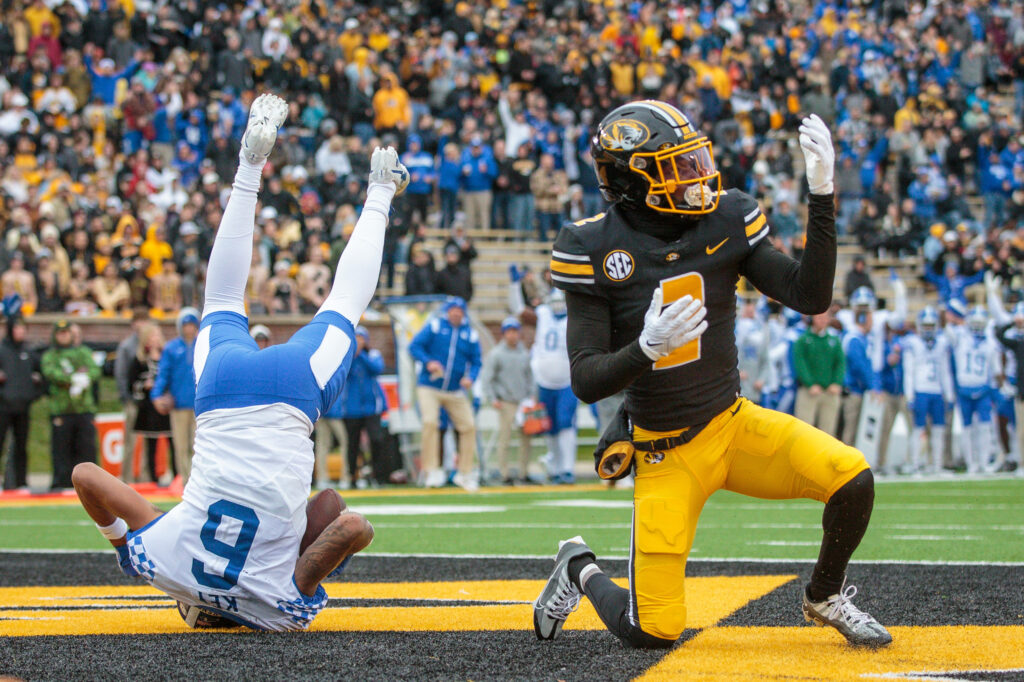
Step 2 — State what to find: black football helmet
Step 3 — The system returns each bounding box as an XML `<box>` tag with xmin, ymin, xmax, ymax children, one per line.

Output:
<box><xmin>591</xmin><ymin>100</ymin><xmax>721</xmax><ymax>216</ymax></box>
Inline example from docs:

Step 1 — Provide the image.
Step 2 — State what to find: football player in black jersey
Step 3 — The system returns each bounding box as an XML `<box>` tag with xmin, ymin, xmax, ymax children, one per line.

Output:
<box><xmin>532</xmin><ymin>101</ymin><xmax>891</xmax><ymax>649</ymax></box>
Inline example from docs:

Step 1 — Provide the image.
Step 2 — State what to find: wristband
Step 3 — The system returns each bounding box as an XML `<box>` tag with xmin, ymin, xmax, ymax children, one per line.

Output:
<box><xmin>96</xmin><ymin>517</ymin><xmax>129</xmax><ymax>541</ymax></box>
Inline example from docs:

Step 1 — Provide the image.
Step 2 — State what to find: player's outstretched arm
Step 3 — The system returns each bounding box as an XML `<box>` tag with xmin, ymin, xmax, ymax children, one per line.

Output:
<box><xmin>740</xmin><ymin>114</ymin><xmax>836</xmax><ymax>315</ymax></box>
<box><xmin>204</xmin><ymin>93</ymin><xmax>289</xmax><ymax>318</ymax></box>
<box><xmin>317</xmin><ymin>147</ymin><xmax>408</xmax><ymax>324</ymax></box>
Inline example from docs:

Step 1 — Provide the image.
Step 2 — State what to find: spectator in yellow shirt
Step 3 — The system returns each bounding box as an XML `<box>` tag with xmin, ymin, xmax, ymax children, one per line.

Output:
<box><xmin>23</xmin><ymin>0</ymin><xmax>60</xmax><ymax>38</ymax></box>
<box><xmin>373</xmin><ymin>73</ymin><xmax>411</xmax><ymax>133</ymax></box>
<box><xmin>139</xmin><ymin>225</ymin><xmax>172</xmax><ymax>279</ymax></box>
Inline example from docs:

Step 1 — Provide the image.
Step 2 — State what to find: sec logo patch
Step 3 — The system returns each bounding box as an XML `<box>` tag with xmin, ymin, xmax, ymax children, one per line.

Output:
<box><xmin>603</xmin><ymin>250</ymin><xmax>635</xmax><ymax>281</ymax></box>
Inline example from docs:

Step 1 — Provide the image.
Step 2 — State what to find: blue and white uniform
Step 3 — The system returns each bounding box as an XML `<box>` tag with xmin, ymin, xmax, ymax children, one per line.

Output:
<box><xmin>902</xmin><ymin>326</ymin><xmax>953</xmax><ymax>472</ymax></box>
<box><xmin>532</xmin><ymin>300</ymin><xmax>578</xmax><ymax>481</ymax></box>
<box><xmin>125</xmin><ymin>151</ymin><xmax>395</xmax><ymax>630</ymax></box>
<box><xmin>736</xmin><ymin>313</ymin><xmax>770</xmax><ymax>404</ymax></box>
<box><xmin>764</xmin><ymin>312</ymin><xmax>802</xmax><ymax>414</ymax></box>
<box><xmin>948</xmin><ymin>325</ymin><xmax>999</xmax><ymax>425</ymax></box>
<box><xmin>948</xmin><ymin>315</ymin><xmax>1000</xmax><ymax>472</ymax></box>
<box><xmin>837</xmin><ymin>280</ymin><xmax>907</xmax><ymax>374</ymax></box>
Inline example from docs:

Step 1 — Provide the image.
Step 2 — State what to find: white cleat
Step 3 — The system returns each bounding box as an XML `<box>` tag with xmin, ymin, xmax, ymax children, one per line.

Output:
<box><xmin>802</xmin><ymin>582</ymin><xmax>892</xmax><ymax>648</ymax></box>
<box><xmin>368</xmin><ymin>146</ymin><xmax>410</xmax><ymax>195</ymax></box>
<box><xmin>240</xmin><ymin>93</ymin><xmax>289</xmax><ymax>165</ymax></box>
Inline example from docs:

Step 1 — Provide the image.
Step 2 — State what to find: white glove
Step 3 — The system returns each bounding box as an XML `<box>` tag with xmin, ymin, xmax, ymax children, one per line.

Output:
<box><xmin>69</xmin><ymin>371</ymin><xmax>90</xmax><ymax>398</ymax></box>
<box><xmin>638</xmin><ymin>288</ymin><xmax>709</xmax><ymax>361</ymax></box>
<box><xmin>799</xmin><ymin>114</ymin><xmax>835</xmax><ymax>195</ymax></box>
<box><xmin>984</xmin><ymin>270</ymin><xmax>1000</xmax><ymax>298</ymax></box>
<box><xmin>368</xmin><ymin>146</ymin><xmax>410</xmax><ymax>196</ymax></box>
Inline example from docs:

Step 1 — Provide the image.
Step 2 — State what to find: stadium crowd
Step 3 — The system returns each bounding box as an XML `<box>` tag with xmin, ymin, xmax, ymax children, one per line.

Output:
<box><xmin>2</xmin><ymin>0</ymin><xmax>1024</xmax><ymax>488</ymax></box>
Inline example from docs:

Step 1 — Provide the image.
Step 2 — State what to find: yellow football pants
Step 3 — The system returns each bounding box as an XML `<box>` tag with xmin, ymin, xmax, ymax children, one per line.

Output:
<box><xmin>630</xmin><ymin>397</ymin><xmax>869</xmax><ymax>640</ymax></box>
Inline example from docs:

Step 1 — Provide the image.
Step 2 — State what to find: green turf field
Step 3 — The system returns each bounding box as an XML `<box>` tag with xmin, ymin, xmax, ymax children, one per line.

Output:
<box><xmin>3</xmin><ymin>478</ymin><xmax>1022</xmax><ymax>562</ymax></box>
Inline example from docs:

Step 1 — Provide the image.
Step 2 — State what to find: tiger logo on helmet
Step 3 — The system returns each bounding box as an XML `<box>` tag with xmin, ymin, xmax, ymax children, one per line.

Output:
<box><xmin>591</xmin><ymin>100</ymin><xmax>721</xmax><ymax>216</ymax></box>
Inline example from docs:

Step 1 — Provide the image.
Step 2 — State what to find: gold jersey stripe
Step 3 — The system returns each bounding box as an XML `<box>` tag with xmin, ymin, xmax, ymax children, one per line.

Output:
<box><xmin>744</xmin><ymin>214</ymin><xmax>767</xmax><ymax>237</ymax></box>
<box><xmin>550</xmin><ymin>261</ymin><xmax>595</xmax><ymax>276</ymax></box>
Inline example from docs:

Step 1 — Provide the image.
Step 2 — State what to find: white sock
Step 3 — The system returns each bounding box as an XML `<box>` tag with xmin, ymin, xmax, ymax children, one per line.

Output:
<box><xmin>546</xmin><ymin>435</ymin><xmax>560</xmax><ymax>474</ymax></box>
<box><xmin>910</xmin><ymin>427</ymin><xmax>925</xmax><ymax>469</ymax></box>
<box><xmin>557</xmin><ymin>428</ymin><xmax>577</xmax><ymax>477</ymax></box>
<box><xmin>442</xmin><ymin>430</ymin><xmax>457</xmax><ymax>471</ymax></box>
<box><xmin>202</xmin><ymin>158</ymin><xmax>265</xmax><ymax>317</ymax></box>
<box><xmin>317</xmin><ymin>183</ymin><xmax>394</xmax><ymax>324</ymax></box>
<box><xmin>578</xmin><ymin>562</ymin><xmax>602</xmax><ymax>591</ymax></box>
<box><xmin>929</xmin><ymin>425</ymin><xmax>945</xmax><ymax>470</ymax></box>
<box><xmin>960</xmin><ymin>428</ymin><xmax>975</xmax><ymax>472</ymax></box>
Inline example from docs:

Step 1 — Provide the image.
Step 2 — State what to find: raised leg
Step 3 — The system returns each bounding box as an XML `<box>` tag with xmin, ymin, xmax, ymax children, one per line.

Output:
<box><xmin>203</xmin><ymin>93</ymin><xmax>289</xmax><ymax>318</ymax></box>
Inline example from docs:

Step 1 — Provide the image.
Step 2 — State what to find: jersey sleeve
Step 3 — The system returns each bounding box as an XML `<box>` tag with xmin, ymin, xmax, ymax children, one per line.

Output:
<box><xmin>737</xmin><ymin>192</ymin><xmax>770</xmax><ymax>249</ymax></box>
<box><xmin>550</xmin><ymin>225</ymin><xmax>600</xmax><ymax>296</ymax></box>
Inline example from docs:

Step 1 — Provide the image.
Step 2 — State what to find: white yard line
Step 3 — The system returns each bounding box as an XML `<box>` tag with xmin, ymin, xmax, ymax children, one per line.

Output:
<box><xmin>3</xmin><ymin>548</ymin><xmax>1022</xmax><ymax>565</ymax></box>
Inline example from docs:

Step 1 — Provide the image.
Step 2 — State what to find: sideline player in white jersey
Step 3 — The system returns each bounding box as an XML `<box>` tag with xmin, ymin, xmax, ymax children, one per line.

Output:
<box><xmin>837</xmin><ymin>278</ymin><xmax>907</xmax><ymax>376</ymax></box>
<box><xmin>985</xmin><ymin>273</ymin><xmax>1021</xmax><ymax>470</ymax></box>
<box><xmin>531</xmin><ymin>290</ymin><xmax>579</xmax><ymax>483</ymax></box>
<box><xmin>947</xmin><ymin>306</ymin><xmax>1000</xmax><ymax>473</ymax></box>
<box><xmin>902</xmin><ymin>307</ymin><xmax>954</xmax><ymax>474</ymax></box>
<box><xmin>70</xmin><ymin>94</ymin><xmax>409</xmax><ymax>631</ymax></box>
<box><xmin>735</xmin><ymin>298</ymin><xmax>771</xmax><ymax>405</ymax></box>
<box><xmin>765</xmin><ymin>308</ymin><xmax>803</xmax><ymax>414</ymax></box>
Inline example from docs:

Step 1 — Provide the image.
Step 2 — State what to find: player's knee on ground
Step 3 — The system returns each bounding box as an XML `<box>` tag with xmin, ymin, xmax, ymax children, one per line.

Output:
<box><xmin>620</xmin><ymin>622</ymin><xmax>678</xmax><ymax>649</ymax></box>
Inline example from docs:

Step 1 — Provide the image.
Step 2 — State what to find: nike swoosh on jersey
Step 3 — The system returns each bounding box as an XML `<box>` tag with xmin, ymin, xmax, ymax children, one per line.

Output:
<box><xmin>706</xmin><ymin>238</ymin><xmax>729</xmax><ymax>255</ymax></box>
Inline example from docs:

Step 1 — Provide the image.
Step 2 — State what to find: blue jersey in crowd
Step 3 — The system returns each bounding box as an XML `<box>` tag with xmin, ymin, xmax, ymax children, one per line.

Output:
<box><xmin>409</xmin><ymin>314</ymin><xmax>482</xmax><ymax>392</ymax></box>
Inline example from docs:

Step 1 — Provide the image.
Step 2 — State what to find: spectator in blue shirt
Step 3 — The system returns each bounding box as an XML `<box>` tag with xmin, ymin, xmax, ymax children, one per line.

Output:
<box><xmin>402</xmin><ymin>134</ymin><xmax>436</xmax><ymax>225</ymax></box>
<box><xmin>409</xmin><ymin>298</ymin><xmax>481</xmax><ymax>490</ymax></box>
<box><xmin>460</xmin><ymin>135</ymin><xmax>498</xmax><ymax>231</ymax></box>
<box><xmin>151</xmin><ymin>307</ymin><xmax>198</xmax><ymax>484</ymax></box>
<box><xmin>84</xmin><ymin>48</ymin><xmax>141</xmax><ymax>106</ymax></box>
<box><xmin>841</xmin><ymin>310</ymin><xmax>881</xmax><ymax>445</ymax></box>
<box><xmin>924</xmin><ymin>259</ymin><xmax>986</xmax><ymax>307</ymax></box>
<box><xmin>175</xmin><ymin>107</ymin><xmax>209</xmax><ymax>159</ymax></box>
<box><xmin>341</xmin><ymin>327</ymin><xmax>390</xmax><ymax>488</ymax></box>
<box><xmin>438</xmin><ymin>143</ymin><xmax>462</xmax><ymax>229</ymax></box>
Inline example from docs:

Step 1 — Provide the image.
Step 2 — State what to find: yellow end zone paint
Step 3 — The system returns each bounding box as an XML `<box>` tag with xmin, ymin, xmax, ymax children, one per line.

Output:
<box><xmin>0</xmin><ymin>575</ymin><xmax>794</xmax><ymax>636</ymax></box>
<box><xmin>639</xmin><ymin>625</ymin><xmax>1024</xmax><ymax>681</ymax></box>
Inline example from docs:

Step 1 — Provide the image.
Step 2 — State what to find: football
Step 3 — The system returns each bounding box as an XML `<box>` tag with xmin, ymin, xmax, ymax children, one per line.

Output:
<box><xmin>300</xmin><ymin>489</ymin><xmax>345</xmax><ymax>554</ymax></box>
<box><xmin>392</xmin><ymin>164</ymin><xmax>410</xmax><ymax>196</ymax></box>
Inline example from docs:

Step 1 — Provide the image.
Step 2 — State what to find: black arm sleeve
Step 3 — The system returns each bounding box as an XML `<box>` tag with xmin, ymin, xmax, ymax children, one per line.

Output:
<box><xmin>996</xmin><ymin>323</ymin><xmax>1021</xmax><ymax>351</ymax></box>
<box><xmin>740</xmin><ymin>193</ymin><xmax>836</xmax><ymax>315</ymax></box>
<box><xmin>565</xmin><ymin>290</ymin><xmax>651</xmax><ymax>404</ymax></box>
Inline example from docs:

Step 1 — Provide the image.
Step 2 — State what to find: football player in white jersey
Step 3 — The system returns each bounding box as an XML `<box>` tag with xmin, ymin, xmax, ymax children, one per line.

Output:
<box><xmin>947</xmin><ymin>306</ymin><xmax>1000</xmax><ymax>473</ymax></box>
<box><xmin>70</xmin><ymin>94</ymin><xmax>408</xmax><ymax>631</ymax></box>
<box><xmin>985</xmin><ymin>273</ymin><xmax>1022</xmax><ymax>470</ymax></box>
<box><xmin>902</xmin><ymin>307</ymin><xmax>955</xmax><ymax>474</ymax></box>
<box><xmin>765</xmin><ymin>308</ymin><xmax>803</xmax><ymax>415</ymax></box>
<box><xmin>836</xmin><ymin>277</ymin><xmax>907</xmax><ymax>377</ymax></box>
<box><xmin>531</xmin><ymin>290</ymin><xmax>579</xmax><ymax>483</ymax></box>
<box><xmin>735</xmin><ymin>298</ymin><xmax>771</xmax><ymax>405</ymax></box>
